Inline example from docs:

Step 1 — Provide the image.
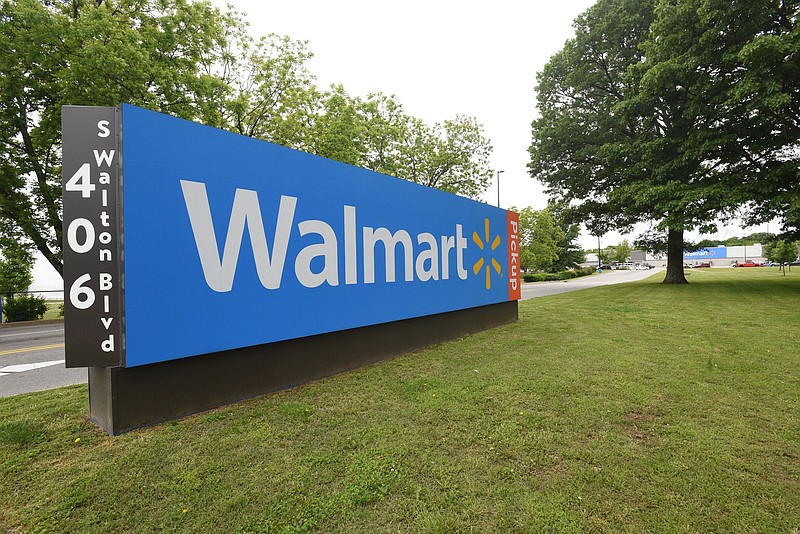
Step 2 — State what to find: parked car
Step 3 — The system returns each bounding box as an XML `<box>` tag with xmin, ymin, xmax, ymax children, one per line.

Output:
<box><xmin>634</xmin><ymin>263</ymin><xmax>649</xmax><ymax>270</ymax></box>
<box><xmin>734</xmin><ymin>261</ymin><xmax>760</xmax><ymax>267</ymax></box>
<box><xmin>695</xmin><ymin>262</ymin><xmax>711</xmax><ymax>268</ymax></box>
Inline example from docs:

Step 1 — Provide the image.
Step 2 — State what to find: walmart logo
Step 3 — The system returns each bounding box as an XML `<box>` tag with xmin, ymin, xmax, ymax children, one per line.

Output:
<box><xmin>472</xmin><ymin>218</ymin><xmax>502</xmax><ymax>290</ymax></box>
<box><xmin>181</xmin><ymin>179</ymin><xmax>517</xmax><ymax>293</ymax></box>
<box><xmin>180</xmin><ymin>180</ymin><xmax>474</xmax><ymax>291</ymax></box>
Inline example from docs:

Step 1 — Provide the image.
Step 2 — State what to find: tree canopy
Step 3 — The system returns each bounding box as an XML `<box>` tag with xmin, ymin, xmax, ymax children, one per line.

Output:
<box><xmin>530</xmin><ymin>0</ymin><xmax>799</xmax><ymax>284</ymax></box>
<box><xmin>1</xmin><ymin>0</ymin><xmax>230</xmax><ymax>277</ymax></box>
<box><xmin>0</xmin><ymin>0</ymin><xmax>493</xmax><ymax>278</ymax></box>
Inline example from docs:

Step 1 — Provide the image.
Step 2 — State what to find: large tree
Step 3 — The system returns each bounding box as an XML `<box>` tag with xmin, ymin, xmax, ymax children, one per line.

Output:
<box><xmin>0</xmin><ymin>0</ymin><xmax>231</xmax><ymax>277</ymax></box>
<box><xmin>530</xmin><ymin>0</ymin><xmax>799</xmax><ymax>284</ymax></box>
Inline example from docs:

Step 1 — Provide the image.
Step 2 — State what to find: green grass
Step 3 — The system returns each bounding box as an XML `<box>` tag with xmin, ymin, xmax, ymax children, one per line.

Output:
<box><xmin>42</xmin><ymin>300</ymin><xmax>64</xmax><ymax>320</ymax></box>
<box><xmin>2</xmin><ymin>268</ymin><xmax>799</xmax><ymax>532</ymax></box>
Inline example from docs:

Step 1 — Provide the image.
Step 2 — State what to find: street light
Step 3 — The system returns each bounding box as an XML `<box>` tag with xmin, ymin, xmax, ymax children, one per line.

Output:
<box><xmin>598</xmin><ymin>235</ymin><xmax>602</xmax><ymax>271</ymax></box>
<box><xmin>496</xmin><ymin>170</ymin><xmax>504</xmax><ymax>208</ymax></box>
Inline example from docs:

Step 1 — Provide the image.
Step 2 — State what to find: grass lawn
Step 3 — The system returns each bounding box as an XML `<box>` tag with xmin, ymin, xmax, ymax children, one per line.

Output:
<box><xmin>42</xmin><ymin>300</ymin><xmax>64</xmax><ymax>321</ymax></box>
<box><xmin>1</xmin><ymin>268</ymin><xmax>799</xmax><ymax>532</ymax></box>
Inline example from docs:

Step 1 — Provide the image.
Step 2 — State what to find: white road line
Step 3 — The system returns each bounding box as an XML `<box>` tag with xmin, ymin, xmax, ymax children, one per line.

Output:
<box><xmin>0</xmin><ymin>328</ymin><xmax>64</xmax><ymax>339</ymax></box>
<box><xmin>0</xmin><ymin>360</ymin><xmax>65</xmax><ymax>374</ymax></box>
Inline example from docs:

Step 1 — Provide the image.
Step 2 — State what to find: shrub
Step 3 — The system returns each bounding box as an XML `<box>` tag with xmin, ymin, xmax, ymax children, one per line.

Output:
<box><xmin>522</xmin><ymin>267</ymin><xmax>595</xmax><ymax>283</ymax></box>
<box><xmin>2</xmin><ymin>293</ymin><xmax>48</xmax><ymax>322</ymax></box>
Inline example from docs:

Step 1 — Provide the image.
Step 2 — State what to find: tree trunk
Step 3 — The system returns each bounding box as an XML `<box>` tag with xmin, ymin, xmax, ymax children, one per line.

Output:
<box><xmin>662</xmin><ymin>227</ymin><xmax>688</xmax><ymax>284</ymax></box>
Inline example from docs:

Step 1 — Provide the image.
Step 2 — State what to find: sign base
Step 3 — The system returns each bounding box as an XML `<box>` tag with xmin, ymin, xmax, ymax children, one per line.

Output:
<box><xmin>89</xmin><ymin>301</ymin><xmax>518</xmax><ymax>435</ymax></box>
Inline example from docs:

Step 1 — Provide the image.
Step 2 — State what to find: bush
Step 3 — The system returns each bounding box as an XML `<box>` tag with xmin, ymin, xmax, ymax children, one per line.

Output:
<box><xmin>2</xmin><ymin>293</ymin><xmax>48</xmax><ymax>322</ymax></box>
<box><xmin>522</xmin><ymin>267</ymin><xmax>595</xmax><ymax>283</ymax></box>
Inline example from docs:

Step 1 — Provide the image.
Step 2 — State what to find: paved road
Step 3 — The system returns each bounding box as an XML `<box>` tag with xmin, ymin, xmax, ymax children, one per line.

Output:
<box><xmin>521</xmin><ymin>267</ymin><xmax>664</xmax><ymax>300</ymax></box>
<box><xmin>1</xmin><ymin>268</ymin><xmax>662</xmax><ymax>398</ymax></box>
<box><xmin>0</xmin><ymin>321</ymin><xmax>86</xmax><ymax>398</ymax></box>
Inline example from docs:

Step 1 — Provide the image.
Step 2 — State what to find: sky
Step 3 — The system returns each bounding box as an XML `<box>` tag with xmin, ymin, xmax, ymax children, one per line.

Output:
<box><xmin>30</xmin><ymin>0</ymin><xmax>767</xmax><ymax>289</ymax></box>
<box><xmin>210</xmin><ymin>0</ymin><xmax>598</xmax><ymax>214</ymax></box>
<box><xmin>204</xmin><ymin>0</ymin><xmax>769</xmax><ymax>243</ymax></box>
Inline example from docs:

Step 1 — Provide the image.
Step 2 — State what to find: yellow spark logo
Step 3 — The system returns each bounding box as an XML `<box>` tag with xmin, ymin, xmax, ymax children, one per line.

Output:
<box><xmin>472</xmin><ymin>218</ymin><xmax>502</xmax><ymax>290</ymax></box>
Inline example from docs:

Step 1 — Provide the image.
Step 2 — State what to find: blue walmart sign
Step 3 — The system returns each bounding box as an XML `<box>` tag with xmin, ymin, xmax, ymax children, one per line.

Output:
<box><xmin>684</xmin><ymin>247</ymin><xmax>727</xmax><ymax>260</ymax></box>
<box><xmin>120</xmin><ymin>105</ymin><xmax>519</xmax><ymax>367</ymax></box>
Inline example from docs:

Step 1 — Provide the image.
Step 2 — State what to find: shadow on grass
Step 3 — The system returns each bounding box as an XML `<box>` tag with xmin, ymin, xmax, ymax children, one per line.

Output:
<box><xmin>0</xmin><ymin>420</ymin><xmax>47</xmax><ymax>447</ymax></box>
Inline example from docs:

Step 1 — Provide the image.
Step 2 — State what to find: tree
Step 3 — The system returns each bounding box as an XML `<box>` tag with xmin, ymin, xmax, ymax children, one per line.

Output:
<box><xmin>548</xmin><ymin>201</ymin><xmax>586</xmax><ymax>271</ymax></box>
<box><xmin>765</xmin><ymin>239</ymin><xmax>799</xmax><ymax>274</ymax></box>
<box><xmin>358</xmin><ymin>93</ymin><xmax>409</xmax><ymax>178</ymax></box>
<box><xmin>392</xmin><ymin>115</ymin><xmax>493</xmax><ymax>199</ymax></box>
<box><xmin>598</xmin><ymin>248</ymin><xmax>614</xmax><ymax>266</ymax></box>
<box><xmin>306</xmin><ymin>85</ymin><xmax>366</xmax><ymax>166</ymax></box>
<box><xmin>530</xmin><ymin>0</ymin><xmax>669</xmax><ymax>278</ymax></box>
<box><xmin>0</xmin><ymin>235</ymin><xmax>41</xmax><ymax>323</ymax></box>
<box><xmin>529</xmin><ymin>0</ymin><xmax>799</xmax><ymax>284</ymax></box>
<box><xmin>0</xmin><ymin>0</ymin><xmax>233</xmax><ymax>278</ymax></box>
<box><xmin>514</xmin><ymin>207</ymin><xmax>563</xmax><ymax>272</ymax></box>
<box><xmin>215</xmin><ymin>30</ymin><xmax>318</xmax><ymax>150</ymax></box>
<box><xmin>302</xmin><ymin>89</ymin><xmax>494</xmax><ymax>199</ymax></box>
<box><xmin>612</xmin><ymin>239</ymin><xmax>632</xmax><ymax>264</ymax></box>
<box><xmin>0</xmin><ymin>237</ymin><xmax>33</xmax><ymax>297</ymax></box>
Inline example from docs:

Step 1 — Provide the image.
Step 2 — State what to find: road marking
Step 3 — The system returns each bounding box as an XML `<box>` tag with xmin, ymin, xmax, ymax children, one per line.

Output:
<box><xmin>0</xmin><ymin>360</ymin><xmax>65</xmax><ymax>373</ymax></box>
<box><xmin>0</xmin><ymin>343</ymin><xmax>65</xmax><ymax>356</ymax></box>
<box><xmin>0</xmin><ymin>328</ymin><xmax>64</xmax><ymax>339</ymax></box>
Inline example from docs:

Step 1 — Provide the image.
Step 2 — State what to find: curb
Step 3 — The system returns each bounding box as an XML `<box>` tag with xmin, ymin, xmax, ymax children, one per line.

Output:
<box><xmin>0</xmin><ymin>319</ymin><xmax>64</xmax><ymax>330</ymax></box>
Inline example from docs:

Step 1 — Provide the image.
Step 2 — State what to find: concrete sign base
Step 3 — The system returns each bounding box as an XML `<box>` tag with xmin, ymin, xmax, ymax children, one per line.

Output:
<box><xmin>88</xmin><ymin>301</ymin><xmax>517</xmax><ymax>435</ymax></box>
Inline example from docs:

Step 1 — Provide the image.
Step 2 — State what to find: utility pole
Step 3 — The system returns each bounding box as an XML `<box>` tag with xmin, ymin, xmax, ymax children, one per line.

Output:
<box><xmin>496</xmin><ymin>170</ymin><xmax>504</xmax><ymax>208</ymax></box>
<box><xmin>597</xmin><ymin>235</ymin><xmax>602</xmax><ymax>271</ymax></box>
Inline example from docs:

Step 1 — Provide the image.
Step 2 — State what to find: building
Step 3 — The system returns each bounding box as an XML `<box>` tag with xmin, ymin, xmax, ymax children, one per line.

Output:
<box><xmin>583</xmin><ymin>244</ymin><xmax>768</xmax><ymax>268</ymax></box>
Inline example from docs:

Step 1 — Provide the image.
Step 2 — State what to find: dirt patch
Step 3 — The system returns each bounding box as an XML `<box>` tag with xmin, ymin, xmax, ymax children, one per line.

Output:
<box><xmin>624</xmin><ymin>412</ymin><xmax>657</xmax><ymax>423</ymax></box>
<box><xmin>624</xmin><ymin>412</ymin><xmax>658</xmax><ymax>443</ymax></box>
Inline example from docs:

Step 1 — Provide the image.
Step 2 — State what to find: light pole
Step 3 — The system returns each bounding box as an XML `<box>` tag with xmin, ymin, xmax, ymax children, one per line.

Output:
<box><xmin>598</xmin><ymin>235</ymin><xmax>602</xmax><ymax>270</ymax></box>
<box><xmin>496</xmin><ymin>170</ymin><xmax>504</xmax><ymax>208</ymax></box>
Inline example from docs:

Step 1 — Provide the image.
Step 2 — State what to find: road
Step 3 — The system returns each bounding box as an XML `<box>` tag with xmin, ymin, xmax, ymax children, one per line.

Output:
<box><xmin>520</xmin><ymin>267</ymin><xmax>663</xmax><ymax>299</ymax></box>
<box><xmin>0</xmin><ymin>321</ymin><xmax>86</xmax><ymax>398</ymax></box>
<box><xmin>1</xmin><ymin>268</ymin><xmax>662</xmax><ymax>398</ymax></box>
